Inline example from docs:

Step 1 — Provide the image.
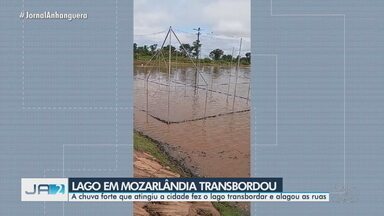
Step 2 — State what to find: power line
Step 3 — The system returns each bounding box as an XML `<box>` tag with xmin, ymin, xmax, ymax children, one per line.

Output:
<box><xmin>136</xmin><ymin>28</ymin><xmax>249</xmax><ymax>41</ymax></box>
<box><xmin>134</xmin><ymin>30</ymin><xmax>168</xmax><ymax>36</ymax></box>
<box><xmin>134</xmin><ymin>27</ymin><xmax>251</xmax><ymax>56</ymax></box>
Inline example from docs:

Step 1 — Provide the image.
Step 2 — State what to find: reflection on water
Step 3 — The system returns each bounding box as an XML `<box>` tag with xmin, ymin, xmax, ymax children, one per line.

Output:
<box><xmin>134</xmin><ymin>65</ymin><xmax>250</xmax><ymax>177</ymax></box>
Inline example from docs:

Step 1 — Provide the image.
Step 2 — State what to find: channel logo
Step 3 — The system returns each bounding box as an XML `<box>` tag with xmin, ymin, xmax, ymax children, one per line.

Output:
<box><xmin>25</xmin><ymin>184</ymin><xmax>65</xmax><ymax>195</ymax></box>
<box><xmin>22</xmin><ymin>178</ymin><xmax>68</xmax><ymax>201</ymax></box>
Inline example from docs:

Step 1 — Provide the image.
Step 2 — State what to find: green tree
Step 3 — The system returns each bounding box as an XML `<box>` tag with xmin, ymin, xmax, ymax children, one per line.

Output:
<box><xmin>245</xmin><ymin>52</ymin><xmax>251</xmax><ymax>63</ymax></box>
<box><xmin>162</xmin><ymin>45</ymin><xmax>176</xmax><ymax>53</ymax></box>
<box><xmin>179</xmin><ymin>43</ymin><xmax>192</xmax><ymax>56</ymax></box>
<box><xmin>222</xmin><ymin>54</ymin><xmax>233</xmax><ymax>62</ymax></box>
<box><xmin>209</xmin><ymin>49</ymin><xmax>224</xmax><ymax>60</ymax></box>
<box><xmin>242</xmin><ymin>52</ymin><xmax>251</xmax><ymax>65</ymax></box>
<box><xmin>137</xmin><ymin>45</ymin><xmax>150</xmax><ymax>55</ymax></box>
<box><xmin>192</xmin><ymin>41</ymin><xmax>201</xmax><ymax>58</ymax></box>
<box><xmin>149</xmin><ymin>44</ymin><xmax>158</xmax><ymax>54</ymax></box>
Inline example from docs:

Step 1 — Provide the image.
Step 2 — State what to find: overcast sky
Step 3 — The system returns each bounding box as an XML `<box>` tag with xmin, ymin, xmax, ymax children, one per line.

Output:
<box><xmin>134</xmin><ymin>0</ymin><xmax>250</xmax><ymax>57</ymax></box>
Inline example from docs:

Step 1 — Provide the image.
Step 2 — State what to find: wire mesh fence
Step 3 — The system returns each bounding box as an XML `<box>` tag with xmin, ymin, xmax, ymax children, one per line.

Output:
<box><xmin>134</xmin><ymin>27</ymin><xmax>250</xmax><ymax>124</ymax></box>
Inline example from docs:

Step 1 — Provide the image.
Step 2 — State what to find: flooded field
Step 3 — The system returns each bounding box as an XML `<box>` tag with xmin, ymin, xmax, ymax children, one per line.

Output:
<box><xmin>134</xmin><ymin>65</ymin><xmax>250</xmax><ymax>177</ymax></box>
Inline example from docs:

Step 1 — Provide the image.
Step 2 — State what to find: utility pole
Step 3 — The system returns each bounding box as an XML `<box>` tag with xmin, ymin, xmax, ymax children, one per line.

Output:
<box><xmin>232</xmin><ymin>38</ymin><xmax>242</xmax><ymax>111</ymax></box>
<box><xmin>193</xmin><ymin>27</ymin><xmax>201</xmax><ymax>60</ymax></box>
<box><xmin>193</xmin><ymin>27</ymin><xmax>201</xmax><ymax>87</ymax></box>
<box><xmin>226</xmin><ymin>47</ymin><xmax>235</xmax><ymax>102</ymax></box>
<box><xmin>168</xmin><ymin>26</ymin><xmax>172</xmax><ymax>124</ymax></box>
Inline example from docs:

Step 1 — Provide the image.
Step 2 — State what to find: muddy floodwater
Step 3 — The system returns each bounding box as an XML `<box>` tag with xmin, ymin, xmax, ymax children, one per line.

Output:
<box><xmin>134</xmin><ymin>65</ymin><xmax>250</xmax><ymax>177</ymax></box>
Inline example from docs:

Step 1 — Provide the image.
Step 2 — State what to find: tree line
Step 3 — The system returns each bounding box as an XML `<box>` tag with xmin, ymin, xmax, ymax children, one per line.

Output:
<box><xmin>134</xmin><ymin>43</ymin><xmax>251</xmax><ymax>65</ymax></box>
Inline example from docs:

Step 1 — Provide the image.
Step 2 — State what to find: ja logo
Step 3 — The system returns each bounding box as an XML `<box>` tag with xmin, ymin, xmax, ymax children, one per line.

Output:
<box><xmin>25</xmin><ymin>184</ymin><xmax>65</xmax><ymax>195</ymax></box>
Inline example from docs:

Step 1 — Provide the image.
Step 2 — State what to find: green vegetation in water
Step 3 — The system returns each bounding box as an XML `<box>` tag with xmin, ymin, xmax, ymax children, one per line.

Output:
<box><xmin>213</xmin><ymin>202</ymin><xmax>249</xmax><ymax>216</ymax></box>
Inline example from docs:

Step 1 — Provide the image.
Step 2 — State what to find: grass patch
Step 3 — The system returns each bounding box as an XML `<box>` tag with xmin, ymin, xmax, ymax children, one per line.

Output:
<box><xmin>213</xmin><ymin>202</ymin><xmax>248</xmax><ymax>216</ymax></box>
<box><xmin>134</xmin><ymin>132</ymin><xmax>187</xmax><ymax>176</ymax></box>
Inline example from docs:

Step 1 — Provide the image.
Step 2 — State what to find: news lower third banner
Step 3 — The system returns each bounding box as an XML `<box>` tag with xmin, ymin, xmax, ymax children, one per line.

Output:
<box><xmin>21</xmin><ymin>178</ymin><xmax>329</xmax><ymax>202</ymax></box>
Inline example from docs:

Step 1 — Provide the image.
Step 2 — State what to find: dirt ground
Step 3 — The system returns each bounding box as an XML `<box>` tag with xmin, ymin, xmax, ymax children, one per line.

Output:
<box><xmin>133</xmin><ymin>151</ymin><xmax>220</xmax><ymax>216</ymax></box>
